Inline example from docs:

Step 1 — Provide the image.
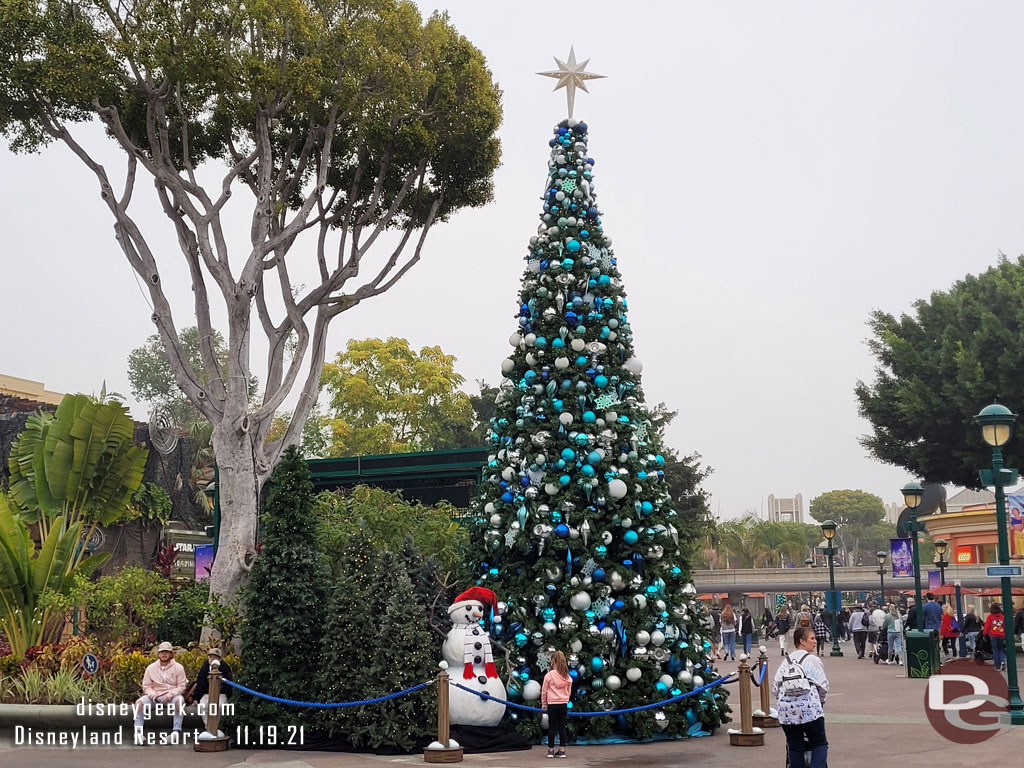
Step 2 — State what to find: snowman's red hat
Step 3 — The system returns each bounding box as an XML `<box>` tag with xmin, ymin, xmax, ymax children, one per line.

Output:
<box><xmin>448</xmin><ymin>586</ymin><xmax>498</xmax><ymax>616</ymax></box>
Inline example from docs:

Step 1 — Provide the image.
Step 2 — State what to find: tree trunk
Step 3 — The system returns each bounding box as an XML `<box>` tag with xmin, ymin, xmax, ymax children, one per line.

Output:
<box><xmin>207</xmin><ymin>426</ymin><xmax>260</xmax><ymax>604</ymax></box>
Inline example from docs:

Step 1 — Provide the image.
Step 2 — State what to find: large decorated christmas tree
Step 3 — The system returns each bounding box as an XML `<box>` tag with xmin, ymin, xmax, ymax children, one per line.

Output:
<box><xmin>468</xmin><ymin>56</ymin><xmax>730</xmax><ymax>742</ymax></box>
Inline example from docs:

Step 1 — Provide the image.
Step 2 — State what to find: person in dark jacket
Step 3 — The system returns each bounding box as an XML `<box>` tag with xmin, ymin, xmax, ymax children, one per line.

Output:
<box><xmin>185</xmin><ymin>648</ymin><xmax>233</xmax><ymax>730</ymax></box>
<box><xmin>962</xmin><ymin>605</ymin><xmax>984</xmax><ymax>657</ymax></box>
<box><xmin>740</xmin><ymin>608</ymin><xmax>757</xmax><ymax>655</ymax></box>
<box><xmin>1015</xmin><ymin>605</ymin><xmax>1024</xmax><ymax>651</ymax></box>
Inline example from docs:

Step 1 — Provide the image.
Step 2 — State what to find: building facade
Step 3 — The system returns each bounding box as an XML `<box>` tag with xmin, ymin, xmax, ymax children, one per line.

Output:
<box><xmin>765</xmin><ymin>493</ymin><xmax>804</xmax><ymax>523</ymax></box>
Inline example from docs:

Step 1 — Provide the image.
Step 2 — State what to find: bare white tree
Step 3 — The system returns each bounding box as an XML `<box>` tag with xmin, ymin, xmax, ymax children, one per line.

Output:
<box><xmin>0</xmin><ymin>0</ymin><xmax>502</xmax><ymax>601</ymax></box>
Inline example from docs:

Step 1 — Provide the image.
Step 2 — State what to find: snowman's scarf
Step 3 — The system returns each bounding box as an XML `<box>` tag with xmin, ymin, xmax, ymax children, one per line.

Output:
<box><xmin>461</xmin><ymin>622</ymin><xmax>499</xmax><ymax>680</ymax></box>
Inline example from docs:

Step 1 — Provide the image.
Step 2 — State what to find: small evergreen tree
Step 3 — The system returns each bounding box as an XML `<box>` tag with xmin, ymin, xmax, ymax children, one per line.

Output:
<box><xmin>349</xmin><ymin>553</ymin><xmax>437</xmax><ymax>751</ymax></box>
<box><xmin>318</xmin><ymin>532</ymin><xmax>381</xmax><ymax>741</ymax></box>
<box><xmin>235</xmin><ymin>447</ymin><xmax>331</xmax><ymax>727</ymax></box>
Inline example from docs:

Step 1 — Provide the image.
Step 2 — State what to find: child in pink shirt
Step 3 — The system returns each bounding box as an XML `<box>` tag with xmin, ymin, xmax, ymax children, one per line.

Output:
<box><xmin>541</xmin><ymin>650</ymin><xmax>572</xmax><ymax>758</ymax></box>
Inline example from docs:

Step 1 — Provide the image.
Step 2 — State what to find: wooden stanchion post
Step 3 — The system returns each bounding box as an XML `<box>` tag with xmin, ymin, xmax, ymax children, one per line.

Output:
<box><xmin>751</xmin><ymin>646</ymin><xmax>780</xmax><ymax>729</ymax></box>
<box><xmin>194</xmin><ymin>659</ymin><xmax>230</xmax><ymax>752</ymax></box>
<box><xmin>729</xmin><ymin>654</ymin><xmax>765</xmax><ymax>747</ymax></box>
<box><xmin>424</xmin><ymin>661</ymin><xmax>463</xmax><ymax>763</ymax></box>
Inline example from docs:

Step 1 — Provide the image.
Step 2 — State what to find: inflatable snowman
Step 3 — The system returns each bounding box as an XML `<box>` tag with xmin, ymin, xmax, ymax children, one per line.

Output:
<box><xmin>443</xmin><ymin>586</ymin><xmax>507</xmax><ymax>727</ymax></box>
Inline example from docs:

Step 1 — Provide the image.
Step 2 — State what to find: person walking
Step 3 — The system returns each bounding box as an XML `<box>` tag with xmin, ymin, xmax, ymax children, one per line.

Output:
<box><xmin>710</xmin><ymin>604</ymin><xmax>724</xmax><ymax>660</ymax></box>
<box><xmin>923</xmin><ymin>593</ymin><xmax>942</xmax><ymax>631</ymax></box>
<box><xmin>813</xmin><ymin>609</ymin><xmax>830</xmax><ymax>656</ymax></box>
<box><xmin>541</xmin><ymin>650</ymin><xmax>572</xmax><ymax>758</ymax></box>
<box><xmin>884</xmin><ymin>604</ymin><xmax>903</xmax><ymax>665</ymax></box>
<box><xmin>868</xmin><ymin>602</ymin><xmax>886</xmax><ymax>660</ymax></box>
<box><xmin>740</xmin><ymin>608</ymin><xmax>757</xmax><ymax>655</ymax></box>
<box><xmin>762</xmin><ymin>608</ymin><xmax>776</xmax><ymax>641</ymax></box>
<box><xmin>776</xmin><ymin>605</ymin><xmax>792</xmax><ymax>657</ymax></box>
<box><xmin>837</xmin><ymin>608</ymin><xmax>850</xmax><ymax>642</ymax></box>
<box><xmin>720</xmin><ymin>604</ymin><xmax>738</xmax><ymax>661</ymax></box>
<box><xmin>984</xmin><ymin>603</ymin><xmax>1007</xmax><ymax>671</ymax></box>
<box><xmin>939</xmin><ymin>603</ymin><xmax>960</xmax><ymax>660</ymax></box>
<box><xmin>962</xmin><ymin>605</ymin><xmax>983</xmax><ymax>657</ymax></box>
<box><xmin>772</xmin><ymin>625</ymin><xmax>830</xmax><ymax>768</ymax></box>
<box><xmin>850</xmin><ymin>605</ymin><xmax>869</xmax><ymax>659</ymax></box>
<box><xmin>1014</xmin><ymin>604</ymin><xmax>1024</xmax><ymax>655</ymax></box>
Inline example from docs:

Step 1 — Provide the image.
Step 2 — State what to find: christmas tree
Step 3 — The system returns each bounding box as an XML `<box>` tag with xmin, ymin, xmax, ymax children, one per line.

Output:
<box><xmin>235</xmin><ymin>446</ymin><xmax>332</xmax><ymax>729</ymax></box>
<box><xmin>469</xmin><ymin>115</ymin><xmax>730</xmax><ymax>741</ymax></box>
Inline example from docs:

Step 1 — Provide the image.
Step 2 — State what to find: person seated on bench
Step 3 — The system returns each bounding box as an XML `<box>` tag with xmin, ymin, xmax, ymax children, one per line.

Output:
<box><xmin>133</xmin><ymin>642</ymin><xmax>187</xmax><ymax>744</ymax></box>
<box><xmin>185</xmin><ymin>647</ymin><xmax>234</xmax><ymax>730</ymax></box>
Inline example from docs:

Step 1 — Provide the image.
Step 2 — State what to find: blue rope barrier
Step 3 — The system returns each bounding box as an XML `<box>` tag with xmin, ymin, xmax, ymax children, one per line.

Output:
<box><xmin>751</xmin><ymin>662</ymin><xmax>768</xmax><ymax>688</ymax></box>
<box><xmin>449</xmin><ymin>673</ymin><xmax>735</xmax><ymax>716</ymax></box>
<box><xmin>220</xmin><ymin>677</ymin><xmax>433</xmax><ymax>708</ymax></box>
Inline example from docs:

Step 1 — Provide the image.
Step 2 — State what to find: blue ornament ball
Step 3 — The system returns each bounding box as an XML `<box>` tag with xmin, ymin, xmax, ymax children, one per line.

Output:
<box><xmin>566</xmin><ymin>239</ymin><xmax>581</xmax><ymax>253</ymax></box>
<box><xmin>561</xmin><ymin>448</ymin><xmax>576</xmax><ymax>461</ymax></box>
<box><xmin>594</xmin><ymin>375</ymin><xmax>608</xmax><ymax>388</ymax></box>
<box><xmin>624</xmin><ymin>530</ymin><xmax>639</xmax><ymax>545</ymax></box>
<box><xmin>656</xmin><ymin>681</ymin><xmax>668</xmax><ymax>693</ymax></box>
<box><xmin>587</xmin><ymin>450</ymin><xmax>602</xmax><ymax>465</ymax></box>
<box><xmin>514</xmin><ymin>632</ymin><xmax>528</xmax><ymax>647</ymax></box>
<box><xmin>592</xmin><ymin>568</ymin><xmax>606</xmax><ymax>582</ymax></box>
<box><xmin>612</xmin><ymin>599</ymin><xmax>625</xmax><ymax>611</ymax></box>
<box><xmin>590</xmin><ymin>657</ymin><xmax>604</xmax><ymax>672</ymax></box>
<box><xmin>641</xmin><ymin>501</ymin><xmax>654</xmax><ymax>515</ymax></box>
<box><xmin>555</xmin><ymin>524</ymin><xmax>570</xmax><ymax>538</ymax></box>
<box><xmin>582</xmin><ymin>410</ymin><xmax>596</xmax><ymax>423</ymax></box>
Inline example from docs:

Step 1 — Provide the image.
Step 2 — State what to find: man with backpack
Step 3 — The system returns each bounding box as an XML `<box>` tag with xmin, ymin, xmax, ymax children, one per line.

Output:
<box><xmin>772</xmin><ymin>625</ymin><xmax>830</xmax><ymax>768</ymax></box>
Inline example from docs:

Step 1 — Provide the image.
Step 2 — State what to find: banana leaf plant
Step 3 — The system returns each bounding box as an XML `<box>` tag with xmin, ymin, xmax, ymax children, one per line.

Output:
<box><xmin>0</xmin><ymin>494</ymin><xmax>109</xmax><ymax>658</ymax></box>
<box><xmin>7</xmin><ymin>394</ymin><xmax>148</xmax><ymax>539</ymax></box>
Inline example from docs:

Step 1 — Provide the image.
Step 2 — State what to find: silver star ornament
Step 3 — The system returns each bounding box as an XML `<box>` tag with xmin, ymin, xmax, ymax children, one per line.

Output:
<box><xmin>537</xmin><ymin>46</ymin><xmax>605</xmax><ymax>119</ymax></box>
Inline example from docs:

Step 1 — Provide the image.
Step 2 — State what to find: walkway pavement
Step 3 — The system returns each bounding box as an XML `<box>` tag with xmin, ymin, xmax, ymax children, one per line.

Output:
<box><xmin>3</xmin><ymin>643</ymin><xmax>1023</xmax><ymax>767</ymax></box>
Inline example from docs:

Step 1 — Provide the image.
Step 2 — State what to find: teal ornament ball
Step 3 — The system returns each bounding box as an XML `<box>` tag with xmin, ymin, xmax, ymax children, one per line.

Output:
<box><xmin>624</xmin><ymin>530</ymin><xmax>639</xmax><ymax>545</ymax></box>
<box><xmin>566</xmin><ymin>239</ymin><xmax>581</xmax><ymax>253</ymax></box>
<box><xmin>590</xmin><ymin>657</ymin><xmax>604</xmax><ymax>672</ymax></box>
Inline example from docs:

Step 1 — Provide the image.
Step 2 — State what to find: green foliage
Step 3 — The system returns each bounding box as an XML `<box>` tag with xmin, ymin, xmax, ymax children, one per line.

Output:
<box><xmin>314</xmin><ymin>485</ymin><xmax>468</xmax><ymax>574</ymax></box>
<box><xmin>710</xmin><ymin>514</ymin><xmax>818</xmax><ymax>568</ymax></box>
<box><xmin>161</xmin><ymin>580</ymin><xmax>209</xmax><ymax>647</ymax></box>
<box><xmin>809</xmin><ymin>490</ymin><xmax>886</xmax><ymax>566</ymax></box>
<box><xmin>855</xmin><ymin>256</ymin><xmax>1024</xmax><ymax>487</ymax></box>
<box><xmin>128</xmin><ymin>327</ymin><xmax>257</xmax><ymax>427</ymax></box>
<box><xmin>130</xmin><ymin>482</ymin><xmax>173</xmax><ymax>526</ymax></box>
<box><xmin>0</xmin><ymin>495</ymin><xmax>109</xmax><ymax>658</ymax></box>
<box><xmin>320</xmin><ymin>337</ymin><xmax>475</xmax><ymax>456</ymax></box>
<box><xmin>204</xmin><ymin>592</ymin><xmax>242</xmax><ymax>645</ymax></box>
<box><xmin>69</xmin><ymin>566</ymin><xmax>171</xmax><ymax>648</ymax></box>
<box><xmin>236</xmin><ymin>447</ymin><xmax>331</xmax><ymax>729</ymax></box>
<box><xmin>468</xmin><ymin>380</ymin><xmax>501</xmax><ymax>444</ymax></box>
<box><xmin>7</xmin><ymin>394</ymin><xmax>148</xmax><ymax>530</ymax></box>
<box><xmin>267</xmin><ymin>403</ymin><xmax>332</xmax><ymax>459</ymax></box>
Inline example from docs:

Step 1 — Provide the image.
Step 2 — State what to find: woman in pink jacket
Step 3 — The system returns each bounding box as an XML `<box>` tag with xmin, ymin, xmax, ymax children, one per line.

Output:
<box><xmin>541</xmin><ymin>650</ymin><xmax>572</xmax><ymax>758</ymax></box>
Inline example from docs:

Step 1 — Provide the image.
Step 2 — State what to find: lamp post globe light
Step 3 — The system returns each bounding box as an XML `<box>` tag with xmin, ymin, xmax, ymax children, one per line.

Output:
<box><xmin>901</xmin><ymin>481</ymin><xmax>925</xmax><ymax>633</ymax></box>
<box><xmin>933</xmin><ymin>538</ymin><xmax>949</xmax><ymax>587</ymax></box>
<box><xmin>876</xmin><ymin>550</ymin><xmax>887</xmax><ymax>606</ymax></box>
<box><xmin>974</xmin><ymin>402</ymin><xmax>1024</xmax><ymax>725</ymax></box>
<box><xmin>821</xmin><ymin>519</ymin><xmax>842</xmax><ymax>657</ymax></box>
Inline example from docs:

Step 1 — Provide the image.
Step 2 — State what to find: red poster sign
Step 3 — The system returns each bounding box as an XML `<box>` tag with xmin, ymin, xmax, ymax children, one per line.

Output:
<box><xmin>956</xmin><ymin>546</ymin><xmax>974</xmax><ymax>564</ymax></box>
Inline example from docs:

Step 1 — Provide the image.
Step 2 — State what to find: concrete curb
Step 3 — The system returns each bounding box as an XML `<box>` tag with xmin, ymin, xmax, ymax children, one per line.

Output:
<box><xmin>0</xmin><ymin>703</ymin><xmax>203</xmax><ymax>730</ymax></box>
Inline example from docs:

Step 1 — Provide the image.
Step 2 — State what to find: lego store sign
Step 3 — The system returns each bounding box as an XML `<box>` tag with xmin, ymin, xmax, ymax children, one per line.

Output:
<box><xmin>956</xmin><ymin>546</ymin><xmax>974</xmax><ymax>564</ymax></box>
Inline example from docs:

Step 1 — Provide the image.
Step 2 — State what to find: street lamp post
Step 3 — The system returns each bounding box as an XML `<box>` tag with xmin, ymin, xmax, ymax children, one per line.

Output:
<box><xmin>876</xmin><ymin>551</ymin><xmax>887</xmax><ymax>606</ymax></box>
<box><xmin>821</xmin><ymin>520</ymin><xmax>843</xmax><ymax>657</ymax></box>
<box><xmin>974</xmin><ymin>402</ymin><xmax>1024</xmax><ymax>725</ymax></box>
<box><xmin>901</xmin><ymin>482</ymin><xmax>925</xmax><ymax>632</ymax></box>
<box><xmin>933</xmin><ymin>538</ymin><xmax>949</xmax><ymax>587</ymax></box>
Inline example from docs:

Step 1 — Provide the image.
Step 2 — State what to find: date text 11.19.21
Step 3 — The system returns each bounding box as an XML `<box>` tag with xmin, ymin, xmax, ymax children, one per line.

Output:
<box><xmin>234</xmin><ymin>726</ymin><xmax>304</xmax><ymax>746</ymax></box>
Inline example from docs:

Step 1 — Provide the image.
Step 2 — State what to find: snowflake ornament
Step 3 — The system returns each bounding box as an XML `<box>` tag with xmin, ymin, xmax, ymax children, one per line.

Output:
<box><xmin>559</xmin><ymin>179</ymin><xmax>577</xmax><ymax>193</ymax></box>
<box><xmin>581</xmin><ymin>558</ymin><xmax>598</xmax><ymax>577</ymax></box>
<box><xmin>537</xmin><ymin>648</ymin><xmax>554</xmax><ymax>672</ymax></box>
<box><xmin>593</xmin><ymin>598</ymin><xmax>613</xmax><ymax>618</ymax></box>
<box><xmin>594</xmin><ymin>393</ymin><xmax>619</xmax><ymax>409</ymax></box>
<box><xmin>505</xmin><ymin>527</ymin><xmax>520</xmax><ymax>548</ymax></box>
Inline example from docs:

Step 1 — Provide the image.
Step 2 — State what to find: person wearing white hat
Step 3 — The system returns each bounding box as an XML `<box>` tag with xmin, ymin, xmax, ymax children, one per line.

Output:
<box><xmin>133</xmin><ymin>642</ymin><xmax>188</xmax><ymax>744</ymax></box>
<box><xmin>185</xmin><ymin>647</ymin><xmax>233</xmax><ymax>731</ymax></box>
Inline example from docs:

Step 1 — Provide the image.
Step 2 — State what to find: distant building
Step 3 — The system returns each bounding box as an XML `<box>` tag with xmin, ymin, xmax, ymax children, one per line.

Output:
<box><xmin>765</xmin><ymin>493</ymin><xmax>804</xmax><ymax>523</ymax></box>
<box><xmin>0</xmin><ymin>373</ymin><xmax>63</xmax><ymax>408</ymax></box>
<box><xmin>883</xmin><ymin>502</ymin><xmax>902</xmax><ymax>524</ymax></box>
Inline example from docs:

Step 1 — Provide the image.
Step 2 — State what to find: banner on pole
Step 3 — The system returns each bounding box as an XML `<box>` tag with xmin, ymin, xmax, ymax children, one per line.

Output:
<box><xmin>891</xmin><ymin>538</ymin><xmax>914</xmax><ymax>577</ymax></box>
<box><xmin>1006</xmin><ymin>494</ymin><xmax>1024</xmax><ymax>558</ymax></box>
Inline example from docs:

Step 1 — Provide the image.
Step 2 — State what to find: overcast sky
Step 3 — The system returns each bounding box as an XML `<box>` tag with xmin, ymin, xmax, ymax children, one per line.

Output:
<box><xmin>4</xmin><ymin>2</ymin><xmax>1024</xmax><ymax>520</ymax></box>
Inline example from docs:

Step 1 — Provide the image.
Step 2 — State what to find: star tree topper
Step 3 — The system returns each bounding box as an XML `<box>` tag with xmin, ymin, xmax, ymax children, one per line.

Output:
<box><xmin>537</xmin><ymin>46</ymin><xmax>606</xmax><ymax>119</ymax></box>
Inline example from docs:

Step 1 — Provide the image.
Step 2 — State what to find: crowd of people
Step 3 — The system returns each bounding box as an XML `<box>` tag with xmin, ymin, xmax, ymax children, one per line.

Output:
<box><xmin>706</xmin><ymin>594</ymin><xmax>1024</xmax><ymax>670</ymax></box>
